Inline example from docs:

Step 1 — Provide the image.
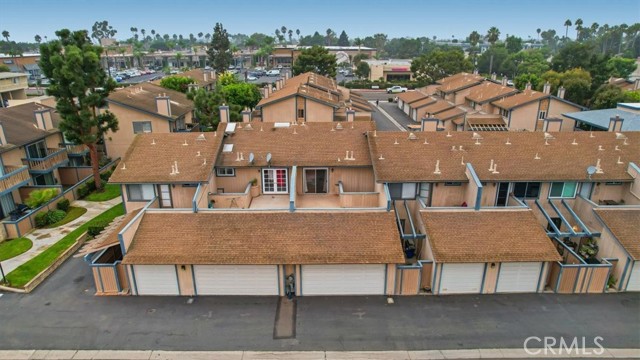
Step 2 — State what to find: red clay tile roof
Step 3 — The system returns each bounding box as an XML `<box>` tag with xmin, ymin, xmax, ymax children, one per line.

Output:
<box><xmin>122</xmin><ymin>211</ymin><xmax>405</xmax><ymax>265</ymax></box>
<box><xmin>110</xmin><ymin>131</ymin><xmax>223</xmax><ymax>183</ymax></box>
<box><xmin>421</xmin><ymin>210</ymin><xmax>561</xmax><ymax>263</ymax></box>
<box><xmin>594</xmin><ymin>208</ymin><xmax>640</xmax><ymax>260</ymax></box>
<box><xmin>368</xmin><ymin>131</ymin><xmax>640</xmax><ymax>182</ymax></box>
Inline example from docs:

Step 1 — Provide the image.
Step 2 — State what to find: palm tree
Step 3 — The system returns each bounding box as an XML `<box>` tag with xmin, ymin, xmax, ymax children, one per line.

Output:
<box><xmin>130</xmin><ymin>27</ymin><xmax>137</xmax><ymax>39</ymax></box>
<box><xmin>175</xmin><ymin>52</ymin><xmax>182</xmax><ymax>68</ymax></box>
<box><xmin>34</xmin><ymin>34</ymin><xmax>42</xmax><ymax>44</ymax></box>
<box><xmin>2</xmin><ymin>30</ymin><xmax>9</xmax><ymax>42</ymax></box>
<box><xmin>469</xmin><ymin>31</ymin><xmax>481</xmax><ymax>47</ymax></box>
<box><xmin>575</xmin><ymin>18</ymin><xmax>583</xmax><ymax>40</ymax></box>
<box><xmin>564</xmin><ymin>19</ymin><xmax>572</xmax><ymax>39</ymax></box>
<box><xmin>198</xmin><ymin>32</ymin><xmax>203</xmax><ymax>42</ymax></box>
<box><xmin>354</xmin><ymin>37</ymin><xmax>363</xmax><ymax>52</ymax></box>
<box><xmin>486</xmin><ymin>27</ymin><xmax>500</xmax><ymax>45</ymax></box>
<box><xmin>536</xmin><ymin>28</ymin><xmax>541</xmax><ymax>41</ymax></box>
<box><xmin>205</xmin><ymin>33</ymin><xmax>211</xmax><ymax>43</ymax></box>
<box><xmin>141</xmin><ymin>29</ymin><xmax>146</xmax><ymax>39</ymax></box>
<box><xmin>296</xmin><ymin>29</ymin><xmax>300</xmax><ymax>41</ymax></box>
<box><xmin>151</xmin><ymin>29</ymin><xmax>156</xmax><ymax>36</ymax></box>
<box><xmin>288</xmin><ymin>30</ymin><xmax>293</xmax><ymax>44</ymax></box>
<box><xmin>275</xmin><ymin>29</ymin><xmax>281</xmax><ymax>43</ymax></box>
<box><xmin>326</xmin><ymin>28</ymin><xmax>334</xmax><ymax>46</ymax></box>
<box><xmin>281</xmin><ymin>26</ymin><xmax>287</xmax><ymax>38</ymax></box>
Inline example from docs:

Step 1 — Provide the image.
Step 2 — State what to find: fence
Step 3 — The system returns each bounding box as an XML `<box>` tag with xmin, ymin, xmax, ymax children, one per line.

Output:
<box><xmin>338</xmin><ymin>181</ymin><xmax>380</xmax><ymax>208</ymax></box>
<box><xmin>547</xmin><ymin>238</ymin><xmax>612</xmax><ymax>294</ymax></box>
<box><xmin>2</xmin><ymin>158</ymin><xmax>120</xmax><ymax>238</ymax></box>
<box><xmin>395</xmin><ymin>260</ymin><xmax>433</xmax><ymax>295</ymax></box>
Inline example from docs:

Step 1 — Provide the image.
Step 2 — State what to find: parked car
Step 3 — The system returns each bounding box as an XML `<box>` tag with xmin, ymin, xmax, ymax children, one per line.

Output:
<box><xmin>387</xmin><ymin>86</ymin><xmax>408</xmax><ymax>93</ymax></box>
<box><xmin>253</xmin><ymin>69</ymin><xmax>266</xmax><ymax>77</ymax></box>
<box><xmin>266</xmin><ymin>69</ymin><xmax>281</xmax><ymax>76</ymax></box>
<box><xmin>247</xmin><ymin>75</ymin><xmax>257</xmax><ymax>81</ymax></box>
<box><xmin>344</xmin><ymin>71</ymin><xmax>354</xmax><ymax>77</ymax></box>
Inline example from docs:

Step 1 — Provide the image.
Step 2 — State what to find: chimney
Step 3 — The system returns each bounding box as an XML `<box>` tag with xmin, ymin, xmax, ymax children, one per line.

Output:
<box><xmin>491</xmin><ymin>73</ymin><xmax>497</xmax><ymax>81</ymax></box>
<box><xmin>473</xmin><ymin>68</ymin><xmax>478</xmax><ymax>75</ymax></box>
<box><xmin>0</xmin><ymin>122</ymin><xmax>7</xmax><ymax>146</ymax></box>
<box><xmin>525</xmin><ymin>82</ymin><xmax>532</xmax><ymax>91</ymax></box>
<box><xmin>634</xmin><ymin>79</ymin><xmax>640</xmax><ymax>90</ymax></box>
<box><xmin>543</xmin><ymin>118</ymin><xmax>563</xmax><ymax>132</ymax></box>
<box><xmin>210</xmin><ymin>70</ymin><xmax>216</xmax><ymax>81</ymax></box>
<box><xmin>219</xmin><ymin>104</ymin><xmax>230</xmax><ymax>123</ymax></box>
<box><xmin>263</xmin><ymin>85</ymin><xmax>269</xmax><ymax>99</ymax></box>
<box><xmin>557</xmin><ymin>86</ymin><xmax>566</xmax><ymax>99</ymax></box>
<box><xmin>501</xmin><ymin>76</ymin><xmax>508</xmax><ymax>86</ymax></box>
<box><xmin>242</xmin><ymin>107</ymin><xmax>252</xmax><ymax>123</ymax></box>
<box><xmin>187</xmin><ymin>83</ymin><xmax>198</xmax><ymax>92</ymax></box>
<box><xmin>346</xmin><ymin>109</ymin><xmax>355</xmax><ymax>122</ymax></box>
<box><xmin>34</xmin><ymin>108</ymin><xmax>54</xmax><ymax>130</ymax></box>
<box><xmin>285</xmin><ymin>72</ymin><xmax>290</xmax><ymax>81</ymax></box>
<box><xmin>275</xmin><ymin>79</ymin><xmax>282</xmax><ymax>91</ymax></box>
<box><xmin>156</xmin><ymin>94</ymin><xmax>171</xmax><ymax>117</ymax></box>
<box><xmin>543</xmin><ymin>81</ymin><xmax>551</xmax><ymax>95</ymax></box>
<box><xmin>608</xmin><ymin>115</ymin><xmax>624</xmax><ymax>132</ymax></box>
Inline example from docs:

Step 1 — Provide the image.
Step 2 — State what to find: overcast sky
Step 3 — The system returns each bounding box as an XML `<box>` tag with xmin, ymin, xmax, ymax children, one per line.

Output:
<box><xmin>2</xmin><ymin>0</ymin><xmax>638</xmax><ymax>43</ymax></box>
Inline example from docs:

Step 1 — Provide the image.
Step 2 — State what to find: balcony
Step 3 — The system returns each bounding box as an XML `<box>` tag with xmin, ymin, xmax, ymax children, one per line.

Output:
<box><xmin>63</xmin><ymin>143</ymin><xmax>89</xmax><ymax>156</ymax></box>
<box><xmin>0</xmin><ymin>166</ymin><xmax>31</xmax><ymax>194</ymax></box>
<box><xmin>23</xmin><ymin>148</ymin><xmax>69</xmax><ymax>173</ymax></box>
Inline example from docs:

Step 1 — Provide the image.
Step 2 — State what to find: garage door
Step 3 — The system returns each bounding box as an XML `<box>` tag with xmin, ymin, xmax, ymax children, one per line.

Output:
<box><xmin>193</xmin><ymin>265</ymin><xmax>278</xmax><ymax>295</ymax></box>
<box><xmin>439</xmin><ymin>263</ymin><xmax>484</xmax><ymax>294</ymax></box>
<box><xmin>134</xmin><ymin>265</ymin><xmax>179</xmax><ymax>295</ymax></box>
<box><xmin>302</xmin><ymin>264</ymin><xmax>385</xmax><ymax>295</ymax></box>
<box><xmin>627</xmin><ymin>262</ymin><xmax>640</xmax><ymax>291</ymax></box>
<box><xmin>496</xmin><ymin>262</ymin><xmax>542</xmax><ymax>293</ymax></box>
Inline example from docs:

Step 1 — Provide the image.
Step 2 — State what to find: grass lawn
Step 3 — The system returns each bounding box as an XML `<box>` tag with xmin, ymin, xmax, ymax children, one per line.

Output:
<box><xmin>0</xmin><ymin>237</ymin><xmax>33</xmax><ymax>261</ymax></box>
<box><xmin>43</xmin><ymin>206</ymin><xmax>88</xmax><ymax>229</ymax></box>
<box><xmin>84</xmin><ymin>184</ymin><xmax>121</xmax><ymax>202</ymax></box>
<box><xmin>5</xmin><ymin>204</ymin><xmax>125</xmax><ymax>288</ymax></box>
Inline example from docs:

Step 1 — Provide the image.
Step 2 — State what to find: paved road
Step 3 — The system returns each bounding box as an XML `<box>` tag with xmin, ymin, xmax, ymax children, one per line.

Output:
<box><xmin>1</xmin><ymin>255</ymin><xmax>639</xmax><ymax>351</ymax></box>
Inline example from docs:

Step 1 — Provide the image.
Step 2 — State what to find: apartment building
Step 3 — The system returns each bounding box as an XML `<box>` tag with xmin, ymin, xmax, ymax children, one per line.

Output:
<box><xmin>79</xmin><ymin>75</ymin><xmax>639</xmax><ymax>297</ymax></box>
<box><xmin>564</xmin><ymin>103</ymin><xmax>640</xmax><ymax>132</ymax></box>
<box><xmin>257</xmin><ymin>72</ymin><xmax>372</xmax><ymax>123</ymax></box>
<box><xmin>0</xmin><ymin>72</ymin><xmax>28</xmax><ymax>107</ymax></box>
<box><xmin>104</xmin><ymin>82</ymin><xmax>197</xmax><ymax>159</ymax></box>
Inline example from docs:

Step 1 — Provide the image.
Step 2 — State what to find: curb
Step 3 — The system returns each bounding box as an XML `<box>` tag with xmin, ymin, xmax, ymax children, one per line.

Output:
<box><xmin>0</xmin><ymin>348</ymin><xmax>638</xmax><ymax>360</ymax></box>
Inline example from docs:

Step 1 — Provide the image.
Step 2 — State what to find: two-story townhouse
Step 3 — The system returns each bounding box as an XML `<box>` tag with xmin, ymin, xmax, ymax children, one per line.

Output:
<box><xmin>104</xmin><ymin>82</ymin><xmax>197</xmax><ymax>160</ymax></box>
<box><xmin>0</xmin><ymin>72</ymin><xmax>28</xmax><ymax>107</ymax></box>
<box><xmin>396</xmin><ymin>91</ymin><xmax>429</xmax><ymax>115</ymax></box>
<box><xmin>491</xmin><ymin>85</ymin><xmax>586</xmax><ymax>131</ymax></box>
<box><xmin>435</xmin><ymin>72</ymin><xmax>484</xmax><ymax>104</ymax></box>
<box><xmin>464</xmin><ymin>81</ymin><xmax>519</xmax><ymax>114</ymax></box>
<box><xmin>257</xmin><ymin>72</ymin><xmax>372</xmax><ymax>123</ymax></box>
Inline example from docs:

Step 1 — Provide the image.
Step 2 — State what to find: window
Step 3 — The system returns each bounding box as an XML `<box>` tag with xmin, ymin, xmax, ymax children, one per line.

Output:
<box><xmin>297</xmin><ymin>109</ymin><xmax>305</xmax><ymax>118</ymax></box>
<box><xmin>538</xmin><ymin>110</ymin><xmax>547</xmax><ymax>119</ymax></box>
<box><xmin>33</xmin><ymin>173</ymin><xmax>55</xmax><ymax>186</ymax></box>
<box><xmin>500</xmin><ymin>109</ymin><xmax>509</xmax><ymax>118</ymax></box>
<box><xmin>444</xmin><ymin>182</ymin><xmax>462</xmax><ymax>186</ymax></box>
<box><xmin>468</xmin><ymin>100</ymin><xmax>476</xmax><ymax>108</ymax></box>
<box><xmin>127</xmin><ymin>184</ymin><xmax>155</xmax><ymax>201</ymax></box>
<box><xmin>174</xmin><ymin>118</ymin><xmax>186</xmax><ymax>131</ymax></box>
<box><xmin>304</xmin><ymin>168</ymin><xmax>327</xmax><ymax>194</ymax></box>
<box><xmin>262</xmin><ymin>168</ymin><xmax>288</xmax><ymax>194</ymax></box>
<box><xmin>26</xmin><ymin>140</ymin><xmax>47</xmax><ymax>159</ymax></box>
<box><xmin>605</xmin><ymin>182</ymin><xmax>622</xmax><ymax>185</ymax></box>
<box><xmin>133</xmin><ymin>121</ymin><xmax>152</xmax><ymax>134</ymax></box>
<box><xmin>216</xmin><ymin>168</ymin><xmax>235</xmax><ymax>177</ymax></box>
<box><xmin>513</xmin><ymin>182</ymin><xmax>541</xmax><ymax>199</ymax></box>
<box><xmin>388</xmin><ymin>183</ymin><xmax>417</xmax><ymax>200</ymax></box>
<box><xmin>549</xmin><ymin>182</ymin><xmax>577</xmax><ymax>198</ymax></box>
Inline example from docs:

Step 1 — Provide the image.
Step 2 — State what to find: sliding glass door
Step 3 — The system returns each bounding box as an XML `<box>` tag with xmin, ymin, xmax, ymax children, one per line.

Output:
<box><xmin>304</xmin><ymin>168</ymin><xmax>328</xmax><ymax>194</ymax></box>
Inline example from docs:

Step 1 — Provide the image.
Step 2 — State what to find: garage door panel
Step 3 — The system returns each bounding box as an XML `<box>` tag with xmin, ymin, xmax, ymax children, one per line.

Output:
<box><xmin>134</xmin><ymin>265</ymin><xmax>179</xmax><ymax>295</ymax></box>
<box><xmin>497</xmin><ymin>262</ymin><xmax>541</xmax><ymax>293</ymax></box>
<box><xmin>194</xmin><ymin>265</ymin><xmax>278</xmax><ymax>295</ymax></box>
<box><xmin>627</xmin><ymin>263</ymin><xmax>640</xmax><ymax>291</ymax></box>
<box><xmin>440</xmin><ymin>263</ymin><xmax>484</xmax><ymax>294</ymax></box>
<box><xmin>302</xmin><ymin>264</ymin><xmax>385</xmax><ymax>295</ymax></box>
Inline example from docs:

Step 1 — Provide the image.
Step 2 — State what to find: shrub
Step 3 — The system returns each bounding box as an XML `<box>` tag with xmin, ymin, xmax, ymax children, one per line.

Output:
<box><xmin>45</xmin><ymin>210</ymin><xmax>66</xmax><ymax>225</ymax></box>
<box><xmin>77</xmin><ymin>184</ymin><xmax>90</xmax><ymax>199</ymax></box>
<box><xmin>388</xmin><ymin>97</ymin><xmax>394</xmax><ymax>102</ymax></box>
<box><xmin>35</xmin><ymin>212</ymin><xmax>48</xmax><ymax>227</ymax></box>
<box><xmin>56</xmin><ymin>198</ymin><xmax>70</xmax><ymax>212</ymax></box>
<box><xmin>25</xmin><ymin>188</ymin><xmax>59</xmax><ymax>209</ymax></box>
<box><xmin>88</xmin><ymin>219</ymin><xmax>111</xmax><ymax>237</ymax></box>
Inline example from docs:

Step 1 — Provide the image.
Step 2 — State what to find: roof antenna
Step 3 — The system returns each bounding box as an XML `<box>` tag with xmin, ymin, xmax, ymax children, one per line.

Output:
<box><xmin>617</xmin><ymin>156</ymin><xmax>623</xmax><ymax>165</ymax></box>
<box><xmin>572</xmin><ymin>138</ymin><xmax>578</xmax><ymax>145</ymax></box>
<box><xmin>446</xmin><ymin>131</ymin><xmax>452</xmax><ymax>137</ymax></box>
<box><xmin>378</xmin><ymin>154</ymin><xmax>384</xmax><ymax>160</ymax></box>
<box><xmin>534</xmin><ymin>153</ymin><xmax>541</xmax><ymax>160</ymax></box>
<box><xmin>394</xmin><ymin>138</ymin><xmax>399</xmax><ymax>145</ymax></box>
<box><xmin>460</xmin><ymin>155</ymin><xmax>464</xmax><ymax>165</ymax></box>
<box><xmin>505</xmin><ymin>138</ymin><xmax>511</xmax><ymax>145</ymax></box>
<box><xmin>174</xmin><ymin>161</ymin><xmax>180</xmax><ymax>174</ymax></box>
<box><xmin>433</xmin><ymin>160</ymin><xmax>441</xmax><ymax>175</ymax></box>
<box><xmin>423</xmin><ymin>138</ymin><xmax>429</xmax><ymax>144</ymax></box>
<box><xmin>590</xmin><ymin>131</ymin><xmax>595</xmax><ymax>138</ymax></box>
<box><xmin>121</xmin><ymin>162</ymin><xmax>126</xmax><ymax>170</ymax></box>
<box><xmin>196</xmin><ymin>151</ymin><xmax>201</xmax><ymax>157</ymax></box>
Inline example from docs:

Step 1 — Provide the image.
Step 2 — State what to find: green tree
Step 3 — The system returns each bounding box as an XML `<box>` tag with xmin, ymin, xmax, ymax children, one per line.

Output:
<box><xmin>325</xmin><ymin>28</ymin><xmax>335</xmax><ymax>46</ymax></box>
<box><xmin>539</xmin><ymin>70</ymin><xmax>563</xmax><ymax>93</ymax></box>
<box><xmin>411</xmin><ymin>48</ymin><xmax>473</xmax><ymax>83</ymax></box>
<box><xmin>338</xmin><ymin>30</ymin><xmax>349</xmax><ymax>46</ymax></box>
<box><xmin>606</xmin><ymin>57</ymin><xmax>637</xmax><ymax>78</ymax></box>
<box><xmin>469</xmin><ymin>31</ymin><xmax>481</xmax><ymax>47</ymax></box>
<box><xmin>1</xmin><ymin>31</ymin><xmax>8</xmax><ymax>42</ymax></box>
<box><xmin>564</xmin><ymin>19</ymin><xmax>572</xmax><ymax>39</ymax></box>
<box><xmin>90</xmin><ymin>20</ymin><xmax>116</xmax><ymax>43</ymax></box>
<box><xmin>187</xmin><ymin>87</ymin><xmax>225</xmax><ymax>129</ymax></box>
<box><xmin>514</xmin><ymin>73</ymin><xmax>542</xmax><ymax>90</ymax></box>
<box><xmin>355</xmin><ymin>61</ymin><xmax>370</xmax><ymax>79</ymax></box>
<box><xmin>353</xmin><ymin>53</ymin><xmax>369</xmax><ymax>65</ymax></box>
<box><xmin>505</xmin><ymin>35</ymin><xmax>523</xmax><ymax>53</ymax></box>
<box><xmin>292</xmin><ymin>45</ymin><xmax>337</xmax><ymax>77</ymax></box>
<box><xmin>217</xmin><ymin>72</ymin><xmax>238</xmax><ymax>86</ymax></box>
<box><xmin>0</xmin><ymin>64</ymin><xmax>10</xmax><ymax>72</ymax></box>
<box><xmin>39</xmin><ymin>29</ymin><xmax>118</xmax><ymax>191</ymax></box>
<box><xmin>477</xmin><ymin>44</ymin><xmax>509</xmax><ymax>74</ymax></box>
<box><xmin>551</xmin><ymin>42</ymin><xmax>594</xmax><ymax>72</ymax></box>
<box><xmin>222</xmin><ymin>83</ymin><xmax>262</xmax><ymax>109</ymax></box>
<box><xmin>34</xmin><ymin>35</ymin><xmax>42</xmax><ymax>44</ymax></box>
<box><xmin>575</xmin><ymin>18</ymin><xmax>584</xmax><ymax>40</ymax></box>
<box><xmin>207</xmin><ymin>23</ymin><xmax>233</xmax><ymax>74</ymax></box>
<box><xmin>159</xmin><ymin>76</ymin><xmax>195</xmax><ymax>93</ymax></box>
<box><xmin>590</xmin><ymin>84</ymin><xmax>626</xmax><ymax>109</ymax></box>
<box><xmin>561</xmin><ymin>68</ymin><xmax>592</xmax><ymax>105</ymax></box>
<box><xmin>486</xmin><ymin>27</ymin><xmax>500</xmax><ymax>45</ymax></box>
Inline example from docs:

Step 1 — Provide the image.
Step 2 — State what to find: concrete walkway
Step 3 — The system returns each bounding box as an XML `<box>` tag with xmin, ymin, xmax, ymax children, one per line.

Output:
<box><xmin>2</xmin><ymin>198</ymin><xmax>122</xmax><ymax>275</ymax></box>
<box><xmin>1</xmin><ymin>348</ymin><xmax>638</xmax><ymax>359</ymax></box>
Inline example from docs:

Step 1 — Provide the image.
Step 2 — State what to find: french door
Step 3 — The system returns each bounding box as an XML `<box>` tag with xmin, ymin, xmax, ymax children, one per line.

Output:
<box><xmin>262</xmin><ymin>169</ymin><xmax>288</xmax><ymax>194</ymax></box>
<box><xmin>158</xmin><ymin>185</ymin><xmax>172</xmax><ymax>208</ymax></box>
<box><xmin>304</xmin><ymin>168</ymin><xmax>328</xmax><ymax>194</ymax></box>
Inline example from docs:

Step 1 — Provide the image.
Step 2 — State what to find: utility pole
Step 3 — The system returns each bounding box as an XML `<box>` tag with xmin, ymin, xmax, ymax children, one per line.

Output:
<box><xmin>489</xmin><ymin>54</ymin><xmax>494</xmax><ymax>75</ymax></box>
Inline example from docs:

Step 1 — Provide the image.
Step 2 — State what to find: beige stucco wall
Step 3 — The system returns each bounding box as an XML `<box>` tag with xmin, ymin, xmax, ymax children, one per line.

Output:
<box><xmin>104</xmin><ymin>102</ymin><xmax>172</xmax><ymax>160</ymax></box>
<box><xmin>430</xmin><ymin>182</ymin><xmax>468</xmax><ymax>207</ymax></box>
<box><xmin>480</xmin><ymin>182</ymin><xmax>499</xmax><ymax>207</ymax></box>
<box><xmin>548</xmin><ymin>98</ymin><xmax>581</xmax><ymax>131</ymax></box>
<box><xmin>305</xmin><ymin>99</ymin><xmax>334</xmax><ymax>122</ymax></box>
<box><xmin>508</xmin><ymin>102</ymin><xmax>539</xmax><ymax>131</ymax></box>
<box><xmin>597</xmin><ymin>228</ymin><xmax>632</xmax><ymax>289</ymax></box>
<box><xmin>591</xmin><ymin>182</ymin><xmax>629</xmax><ymax>204</ymax></box>
<box><xmin>170</xmin><ymin>184</ymin><xmax>198</xmax><ymax>209</ymax></box>
<box><xmin>215</xmin><ymin>167</ymin><xmax>259</xmax><ymax>193</ymax></box>
<box><xmin>261</xmin><ymin>98</ymin><xmax>296</xmax><ymax>123</ymax></box>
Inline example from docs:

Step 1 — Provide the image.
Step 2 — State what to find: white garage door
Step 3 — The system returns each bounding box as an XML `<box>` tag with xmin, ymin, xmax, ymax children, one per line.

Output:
<box><xmin>440</xmin><ymin>263</ymin><xmax>484</xmax><ymax>294</ymax></box>
<box><xmin>496</xmin><ymin>262</ymin><xmax>542</xmax><ymax>293</ymax></box>
<box><xmin>193</xmin><ymin>265</ymin><xmax>278</xmax><ymax>295</ymax></box>
<box><xmin>134</xmin><ymin>265</ymin><xmax>179</xmax><ymax>295</ymax></box>
<box><xmin>627</xmin><ymin>262</ymin><xmax>640</xmax><ymax>291</ymax></box>
<box><xmin>302</xmin><ymin>264</ymin><xmax>385</xmax><ymax>295</ymax></box>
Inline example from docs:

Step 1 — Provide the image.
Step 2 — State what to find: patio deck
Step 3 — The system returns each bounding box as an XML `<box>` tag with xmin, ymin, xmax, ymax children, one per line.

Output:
<box><xmin>248</xmin><ymin>194</ymin><xmax>342</xmax><ymax>209</ymax></box>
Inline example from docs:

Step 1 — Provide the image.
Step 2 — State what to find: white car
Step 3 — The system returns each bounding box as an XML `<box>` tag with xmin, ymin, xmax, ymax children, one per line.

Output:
<box><xmin>266</xmin><ymin>69</ymin><xmax>281</xmax><ymax>76</ymax></box>
<box><xmin>387</xmin><ymin>86</ymin><xmax>408</xmax><ymax>93</ymax></box>
<box><xmin>247</xmin><ymin>75</ymin><xmax>257</xmax><ymax>81</ymax></box>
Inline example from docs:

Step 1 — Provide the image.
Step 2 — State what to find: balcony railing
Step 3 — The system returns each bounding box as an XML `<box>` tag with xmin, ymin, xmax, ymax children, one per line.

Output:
<box><xmin>0</xmin><ymin>165</ymin><xmax>31</xmax><ymax>194</ymax></box>
<box><xmin>23</xmin><ymin>148</ymin><xmax>69</xmax><ymax>173</ymax></box>
<box><xmin>63</xmin><ymin>143</ymin><xmax>89</xmax><ymax>156</ymax></box>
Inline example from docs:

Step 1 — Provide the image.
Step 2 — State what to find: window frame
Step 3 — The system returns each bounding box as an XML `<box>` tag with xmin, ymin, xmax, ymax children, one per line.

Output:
<box><xmin>262</xmin><ymin>168</ymin><xmax>288</xmax><ymax>194</ymax></box>
<box><xmin>549</xmin><ymin>182</ymin><xmax>578</xmax><ymax>199</ymax></box>
<box><xmin>216</xmin><ymin>168</ymin><xmax>236</xmax><ymax>177</ymax></box>
<box><xmin>126</xmin><ymin>184</ymin><xmax>156</xmax><ymax>202</ymax></box>
<box><xmin>303</xmin><ymin>167</ymin><xmax>328</xmax><ymax>194</ymax></box>
<box><xmin>132</xmin><ymin>121</ymin><xmax>152</xmax><ymax>134</ymax></box>
<box><xmin>538</xmin><ymin>110</ymin><xmax>547</xmax><ymax>120</ymax></box>
<box><xmin>512</xmin><ymin>182</ymin><xmax>541</xmax><ymax>200</ymax></box>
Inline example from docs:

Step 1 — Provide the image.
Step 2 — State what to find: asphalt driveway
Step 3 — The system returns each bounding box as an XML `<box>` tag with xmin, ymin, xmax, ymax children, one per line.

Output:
<box><xmin>0</xmin><ymin>256</ymin><xmax>638</xmax><ymax>351</ymax></box>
